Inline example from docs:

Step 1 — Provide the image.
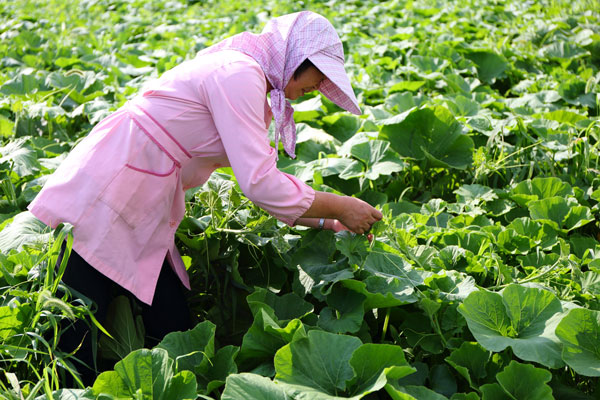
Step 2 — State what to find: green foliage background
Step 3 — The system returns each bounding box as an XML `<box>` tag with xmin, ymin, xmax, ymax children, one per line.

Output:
<box><xmin>0</xmin><ymin>0</ymin><xmax>599</xmax><ymax>398</ymax></box>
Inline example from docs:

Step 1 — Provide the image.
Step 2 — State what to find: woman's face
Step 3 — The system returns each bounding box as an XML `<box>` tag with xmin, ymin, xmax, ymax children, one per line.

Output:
<box><xmin>285</xmin><ymin>66</ymin><xmax>326</xmax><ymax>100</ymax></box>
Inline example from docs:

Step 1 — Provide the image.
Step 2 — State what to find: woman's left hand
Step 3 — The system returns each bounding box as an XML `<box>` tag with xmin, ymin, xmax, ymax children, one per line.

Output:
<box><xmin>328</xmin><ymin>219</ymin><xmax>373</xmax><ymax>242</ymax></box>
<box><xmin>329</xmin><ymin>219</ymin><xmax>349</xmax><ymax>232</ymax></box>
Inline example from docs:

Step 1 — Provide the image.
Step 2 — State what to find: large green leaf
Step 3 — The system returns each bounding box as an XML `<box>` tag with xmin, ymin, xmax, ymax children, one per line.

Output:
<box><xmin>156</xmin><ymin>320</ymin><xmax>235</xmax><ymax>393</ymax></box>
<box><xmin>362</xmin><ymin>252</ymin><xmax>428</xmax><ymax>286</ymax></box>
<box><xmin>273</xmin><ymin>330</ymin><xmax>413</xmax><ymax>399</ymax></box>
<box><xmin>99</xmin><ymin>295</ymin><xmax>145</xmax><ymax>361</ymax></box>
<box><xmin>292</xmin><ymin>97</ymin><xmax>325</xmax><ymax>123</ymax></box>
<box><xmin>0</xmin><ymin>115</ymin><xmax>15</xmax><ymax>138</ymax></box>
<box><xmin>0</xmin><ymin>71</ymin><xmax>47</xmax><ymax>95</ymax></box>
<box><xmin>544</xmin><ymin>110</ymin><xmax>587</xmax><ymax>125</ymax></box>
<box><xmin>322</xmin><ymin>114</ymin><xmax>362</xmax><ymax>142</ymax></box>
<box><xmin>569</xmin><ymin>235</ymin><xmax>599</xmax><ymax>261</ymax></box>
<box><xmin>291</xmin><ymin>231</ymin><xmax>336</xmax><ymax>269</ymax></box>
<box><xmin>389</xmin><ymin>81</ymin><xmax>426</xmax><ymax>93</ymax></box>
<box><xmin>438</xmin><ymin>230</ymin><xmax>490</xmax><ymax>255</ymax></box>
<box><xmin>385</xmin><ymin>382</ymin><xmax>448</xmax><ymax>400</ymax></box>
<box><xmin>0</xmin><ymin>138</ymin><xmax>41</xmax><ymax>177</ymax></box>
<box><xmin>274</xmin><ymin>330</ymin><xmax>362</xmax><ymax>394</ymax></box>
<box><xmin>349</xmin><ymin>140</ymin><xmax>406</xmax><ymax>180</ymax></box>
<box><xmin>379</xmin><ymin>106</ymin><xmax>473</xmax><ymax>170</ymax></box>
<box><xmin>347</xmin><ymin>344</ymin><xmax>415</xmax><ymax>396</ymax></box>
<box><xmin>0</xmin><ymin>304</ymin><xmax>32</xmax><ymax>341</ymax></box>
<box><xmin>92</xmin><ymin>348</ymin><xmax>197</xmax><ymax>399</ymax></box>
<box><xmin>342</xmin><ymin>276</ymin><xmax>419</xmax><ymax>308</ymax></box>
<box><xmin>296</xmin><ymin>259</ymin><xmax>355</xmax><ymax>301</ymax></box>
<box><xmin>510</xmin><ymin>177</ymin><xmax>573</xmax><ymax>207</ymax></box>
<box><xmin>454</xmin><ymin>184</ymin><xmax>497</xmax><ymax>205</ymax></box>
<box><xmin>558</xmin><ymin>80</ymin><xmax>596</xmax><ymax>108</ymax></box>
<box><xmin>499</xmin><ymin>217</ymin><xmax>557</xmax><ymax>250</ymax></box>
<box><xmin>450</xmin><ymin>394</ymin><xmax>480</xmax><ymax>400</ymax></box>
<box><xmin>429</xmin><ymin>364</ymin><xmax>457</xmax><ymax>398</ymax></box>
<box><xmin>311</xmin><ymin>157</ymin><xmax>361</xmax><ymax>178</ymax></box>
<box><xmin>578</xmin><ymin>271</ymin><xmax>600</xmax><ymax>296</ymax></box>
<box><xmin>336</xmin><ymin>232</ymin><xmax>369</xmax><ymax>267</ymax></box>
<box><xmin>46</xmin><ymin>72</ymin><xmax>86</xmax><ymax>99</ymax></box>
<box><xmin>409</xmin><ymin>56</ymin><xmax>449</xmax><ymax>74</ymax></box>
<box><xmin>446</xmin><ymin>95</ymin><xmax>480</xmax><ymax>117</ymax></box>
<box><xmin>555</xmin><ymin>308</ymin><xmax>600</xmax><ymax>376</ymax></box>
<box><xmin>0</xmin><ymin>251</ymin><xmax>34</xmax><ymax>287</ymax></box>
<box><xmin>528</xmin><ymin>197</ymin><xmax>593</xmax><ymax>231</ymax></box>
<box><xmin>496</xmin><ymin>227</ymin><xmax>535</xmax><ymax>254</ymax></box>
<box><xmin>238</xmin><ymin>307</ymin><xmax>305</xmax><ymax>369</ymax></box>
<box><xmin>247</xmin><ymin>287</ymin><xmax>313</xmax><ymax>321</ymax></box>
<box><xmin>463</xmin><ymin>50</ymin><xmax>509</xmax><ymax>83</ymax></box>
<box><xmin>318</xmin><ymin>285</ymin><xmax>366</xmax><ymax>334</ymax></box>
<box><xmin>200</xmin><ymin>345</ymin><xmax>240</xmax><ymax>395</ymax></box>
<box><xmin>281</xmin><ymin>153</ymin><xmax>356</xmax><ymax>182</ymax></box>
<box><xmin>445</xmin><ymin>342</ymin><xmax>490</xmax><ymax>390</ymax></box>
<box><xmin>562</xmin><ymin>205</ymin><xmax>594</xmax><ymax>232</ymax></box>
<box><xmin>527</xmin><ymin>197</ymin><xmax>570</xmax><ymax>230</ymax></box>
<box><xmin>157</xmin><ymin>321</ymin><xmax>216</xmax><ymax>374</ymax></box>
<box><xmin>0</xmin><ymin>211</ymin><xmax>52</xmax><ymax>253</ymax></box>
<box><xmin>222</xmin><ymin>373</ymin><xmax>295</xmax><ymax>400</ymax></box>
<box><xmin>542</xmin><ymin>41</ymin><xmax>589</xmax><ymax>60</ymax></box>
<box><xmin>224</xmin><ymin>342</ymin><xmax>414</xmax><ymax>400</ymax></box>
<box><xmin>431</xmin><ymin>246</ymin><xmax>471</xmax><ymax>272</ymax></box>
<box><xmin>479</xmin><ymin>361</ymin><xmax>553</xmax><ymax>400</ymax></box>
<box><xmin>504</xmin><ymin>91</ymin><xmax>561</xmax><ymax>112</ymax></box>
<box><xmin>457</xmin><ymin>285</ymin><xmax>565</xmax><ymax>368</ymax></box>
<box><xmin>341</xmin><ymin>251</ymin><xmax>428</xmax><ymax>307</ymax></box>
<box><xmin>424</xmin><ymin>271</ymin><xmax>478</xmax><ymax>301</ymax></box>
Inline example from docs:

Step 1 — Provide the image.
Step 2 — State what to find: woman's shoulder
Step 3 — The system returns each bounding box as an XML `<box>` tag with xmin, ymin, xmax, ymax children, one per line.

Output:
<box><xmin>152</xmin><ymin>50</ymin><xmax>265</xmax><ymax>97</ymax></box>
<box><xmin>194</xmin><ymin>50</ymin><xmax>266</xmax><ymax>91</ymax></box>
<box><xmin>194</xmin><ymin>50</ymin><xmax>262</xmax><ymax>76</ymax></box>
<box><xmin>204</xmin><ymin>49</ymin><xmax>257</xmax><ymax>63</ymax></box>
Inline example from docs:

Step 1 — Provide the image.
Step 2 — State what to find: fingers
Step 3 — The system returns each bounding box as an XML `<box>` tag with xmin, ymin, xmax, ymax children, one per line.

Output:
<box><xmin>373</xmin><ymin>208</ymin><xmax>383</xmax><ymax>220</ymax></box>
<box><xmin>354</xmin><ymin>218</ymin><xmax>377</xmax><ymax>235</ymax></box>
<box><xmin>345</xmin><ymin>218</ymin><xmax>376</xmax><ymax>235</ymax></box>
<box><xmin>337</xmin><ymin>196</ymin><xmax>382</xmax><ymax>235</ymax></box>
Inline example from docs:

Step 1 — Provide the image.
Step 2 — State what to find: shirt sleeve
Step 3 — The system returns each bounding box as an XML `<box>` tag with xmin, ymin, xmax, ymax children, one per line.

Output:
<box><xmin>200</xmin><ymin>58</ymin><xmax>315</xmax><ymax>226</ymax></box>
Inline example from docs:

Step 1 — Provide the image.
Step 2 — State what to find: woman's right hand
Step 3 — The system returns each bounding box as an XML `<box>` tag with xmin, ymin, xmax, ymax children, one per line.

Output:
<box><xmin>300</xmin><ymin>191</ymin><xmax>382</xmax><ymax>235</ymax></box>
<box><xmin>337</xmin><ymin>196</ymin><xmax>382</xmax><ymax>234</ymax></box>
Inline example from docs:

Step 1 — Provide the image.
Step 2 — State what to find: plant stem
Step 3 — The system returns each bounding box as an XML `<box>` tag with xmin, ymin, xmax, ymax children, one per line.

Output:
<box><xmin>381</xmin><ymin>308</ymin><xmax>391</xmax><ymax>342</ymax></box>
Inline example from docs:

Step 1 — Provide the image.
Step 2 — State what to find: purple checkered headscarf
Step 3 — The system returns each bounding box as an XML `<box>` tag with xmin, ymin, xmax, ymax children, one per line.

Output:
<box><xmin>197</xmin><ymin>11</ymin><xmax>360</xmax><ymax>158</ymax></box>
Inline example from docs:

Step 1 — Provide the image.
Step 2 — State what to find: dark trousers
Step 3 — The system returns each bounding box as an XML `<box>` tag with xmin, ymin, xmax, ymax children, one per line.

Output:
<box><xmin>58</xmin><ymin>248</ymin><xmax>192</xmax><ymax>386</ymax></box>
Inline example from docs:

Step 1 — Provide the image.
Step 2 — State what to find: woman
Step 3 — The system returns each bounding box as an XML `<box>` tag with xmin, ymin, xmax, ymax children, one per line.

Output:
<box><xmin>28</xmin><ymin>11</ymin><xmax>382</xmax><ymax>383</ymax></box>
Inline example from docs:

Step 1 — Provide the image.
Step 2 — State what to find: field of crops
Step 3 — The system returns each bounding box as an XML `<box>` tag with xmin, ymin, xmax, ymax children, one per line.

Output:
<box><xmin>1</xmin><ymin>0</ymin><xmax>599</xmax><ymax>398</ymax></box>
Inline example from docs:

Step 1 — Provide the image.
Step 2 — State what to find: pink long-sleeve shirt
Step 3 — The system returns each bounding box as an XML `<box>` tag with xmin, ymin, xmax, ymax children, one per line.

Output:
<box><xmin>28</xmin><ymin>50</ymin><xmax>315</xmax><ymax>305</ymax></box>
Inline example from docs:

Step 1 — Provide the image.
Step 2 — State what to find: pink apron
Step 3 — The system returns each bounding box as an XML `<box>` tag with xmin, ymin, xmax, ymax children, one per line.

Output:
<box><xmin>30</xmin><ymin>100</ymin><xmax>193</xmax><ymax>305</ymax></box>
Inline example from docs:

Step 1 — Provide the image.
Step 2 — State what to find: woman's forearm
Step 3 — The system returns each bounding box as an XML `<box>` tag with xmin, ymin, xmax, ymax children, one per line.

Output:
<box><xmin>299</xmin><ymin>191</ymin><xmax>348</xmax><ymax>219</ymax></box>
<box><xmin>298</xmin><ymin>191</ymin><xmax>382</xmax><ymax>234</ymax></box>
